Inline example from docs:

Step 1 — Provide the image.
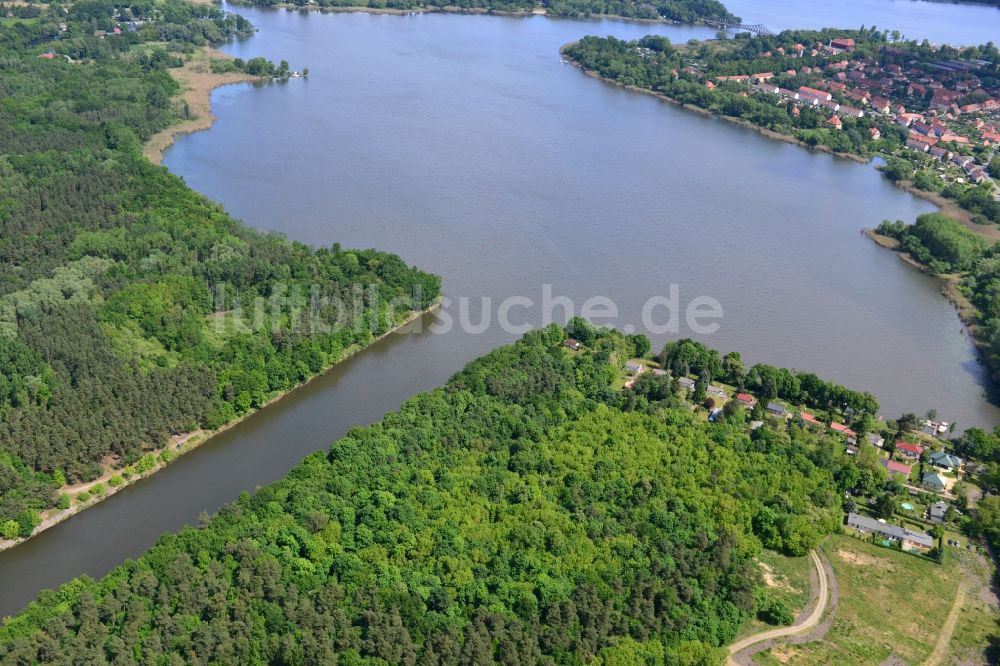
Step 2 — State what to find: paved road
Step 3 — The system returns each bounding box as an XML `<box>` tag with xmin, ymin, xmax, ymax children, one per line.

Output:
<box><xmin>727</xmin><ymin>549</ymin><xmax>830</xmax><ymax>665</ymax></box>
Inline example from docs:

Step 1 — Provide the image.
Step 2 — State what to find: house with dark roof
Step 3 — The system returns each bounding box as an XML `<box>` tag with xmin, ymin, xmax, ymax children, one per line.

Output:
<box><xmin>846</xmin><ymin>513</ymin><xmax>933</xmax><ymax>551</ymax></box>
<box><xmin>866</xmin><ymin>432</ymin><xmax>885</xmax><ymax>448</ymax></box>
<box><xmin>922</xmin><ymin>471</ymin><xmax>948</xmax><ymax>492</ymax></box>
<box><xmin>767</xmin><ymin>402</ymin><xmax>788</xmax><ymax>417</ymax></box>
<box><xmin>563</xmin><ymin>338</ymin><xmax>582</xmax><ymax>351</ymax></box>
<box><xmin>928</xmin><ymin>501</ymin><xmax>950</xmax><ymax>523</ymax></box>
<box><xmin>929</xmin><ymin>451</ymin><xmax>962</xmax><ymax>472</ymax></box>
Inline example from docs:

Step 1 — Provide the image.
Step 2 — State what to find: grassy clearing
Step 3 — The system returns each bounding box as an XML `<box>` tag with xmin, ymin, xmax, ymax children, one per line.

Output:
<box><xmin>945</xmin><ymin>550</ymin><xmax>999</xmax><ymax>665</ymax></box>
<box><xmin>0</xmin><ymin>16</ymin><xmax>37</xmax><ymax>25</ymax></box>
<box><xmin>735</xmin><ymin>549</ymin><xmax>814</xmax><ymax>640</ymax></box>
<box><xmin>757</xmin><ymin>534</ymin><xmax>996</xmax><ymax>665</ymax></box>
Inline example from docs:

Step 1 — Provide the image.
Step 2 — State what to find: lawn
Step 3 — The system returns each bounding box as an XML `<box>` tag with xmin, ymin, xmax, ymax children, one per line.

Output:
<box><xmin>755</xmin><ymin>534</ymin><xmax>997</xmax><ymax>665</ymax></box>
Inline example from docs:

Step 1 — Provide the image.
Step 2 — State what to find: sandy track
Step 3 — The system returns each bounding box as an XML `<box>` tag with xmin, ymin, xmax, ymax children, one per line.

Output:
<box><xmin>727</xmin><ymin>549</ymin><xmax>831</xmax><ymax>666</ymax></box>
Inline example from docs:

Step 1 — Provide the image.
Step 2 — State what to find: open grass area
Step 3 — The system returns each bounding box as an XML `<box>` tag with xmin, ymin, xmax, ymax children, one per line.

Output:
<box><xmin>735</xmin><ymin>549</ymin><xmax>814</xmax><ymax>640</ymax></box>
<box><xmin>756</xmin><ymin>534</ymin><xmax>997</xmax><ymax>665</ymax></box>
<box><xmin>945</xmin><ymin>550</ymin><xmax>999</xmax><ymax>665</ymax></box>
<box><xmin>0</xmin><ymin>16</ymin><xmax>37</xmax><ymax>25</ymax></box>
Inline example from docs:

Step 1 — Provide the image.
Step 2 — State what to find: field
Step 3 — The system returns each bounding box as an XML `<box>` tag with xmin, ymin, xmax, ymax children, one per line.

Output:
<box><xmin>755</xmin><ymin>534</ymin><xmax>997</xmax><ymax>665</ymax></box>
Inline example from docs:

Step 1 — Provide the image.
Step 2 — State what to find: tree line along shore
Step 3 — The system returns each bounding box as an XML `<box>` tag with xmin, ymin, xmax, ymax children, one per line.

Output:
<box><xmin>0</xmin><ymin>0</ymin><xmax>440</xmax><ymax>546</ymax></box>
<box><xmin>562</xmin><ymin>29</ymin><xmax>1000</xmax><ymax>383</ymax></box>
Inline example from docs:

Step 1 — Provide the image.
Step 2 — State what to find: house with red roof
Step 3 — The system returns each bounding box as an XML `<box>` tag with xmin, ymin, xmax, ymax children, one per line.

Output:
<box><xmin>826</xmin><ymin>116</ymin><xmax>843</xmax><ymax>130</ymax></box>
<box><xmin>736</xmin><ymin>393</ymin><xmax>756</xmax><ymax>407</ymax></box>
<box><xmin>829</xmin><ymin>422</ymin><xmax>856</xmax><ymax>437</ymax></box>
<box><xmin>831</xmin><ymin>37</ymin><xmax>855</xmax><ymax>52</ymax></box>
<box><xmin>869</xmin><ymin>97</ymin><xmax>891</xmax><ymax>114</ymax></box>
<box><xmin>799</xmin><ymin>86</ymin><xmax>831</xmax><ymax>101</ymax></box>
<box><xmin>895</xmin><ymin>441</ymin><xmax>923</xmax><ymax>459</ymax></box>
<box><xmin>38</xmin><ymin>52</ymin><xmax>55</xmax><ymax>59</ymax></box>
<box><xmin>800</xmin><ymin>412</ymin><xmax>823</xmax><ymax>427</ymax></box>
<box><xmin>881</xmin><ymin>458</ymin><xmax>912</xmax><ymax>478</ymax></box>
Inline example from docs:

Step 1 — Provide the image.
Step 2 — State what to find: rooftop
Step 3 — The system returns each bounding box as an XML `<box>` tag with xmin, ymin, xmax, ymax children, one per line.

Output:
<box><xmin>847</xmin><ymin>513</ymin><xmax>933</xmax><ymax>547</ymax></box>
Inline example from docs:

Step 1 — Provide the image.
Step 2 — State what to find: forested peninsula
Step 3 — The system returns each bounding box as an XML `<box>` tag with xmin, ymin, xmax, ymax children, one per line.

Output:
<box><xmin>0</xmin><ymin>0</ymin><xmax>440</xmax><ymax>545</ymax></box>
<box><xmin>231</xmin><ymin>0</ymin><xmax>737</xmax><ymax>26</ymax></box>
<box><xmin>0</xmin><ymin>324</ymin><xmax>854</xmax><ymax>664</ymax></box>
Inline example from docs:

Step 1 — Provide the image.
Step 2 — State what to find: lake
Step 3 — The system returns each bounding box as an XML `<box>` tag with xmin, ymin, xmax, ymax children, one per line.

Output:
<box><xmin>724</xmin><ymin>0</ymin><xmax>998</xmax><ymax>45</ymax></box>
<box><xmin>1</xmin><ymin>1</ymin><xmax>998</xmax><ymax>617</ymax></box>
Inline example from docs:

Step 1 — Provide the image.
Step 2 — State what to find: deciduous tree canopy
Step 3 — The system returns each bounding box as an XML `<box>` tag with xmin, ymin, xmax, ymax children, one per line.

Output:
<box><xmin>0</xmin><ymin>326</ymin><xmax>846</xmax><ymax>664</ymax></box>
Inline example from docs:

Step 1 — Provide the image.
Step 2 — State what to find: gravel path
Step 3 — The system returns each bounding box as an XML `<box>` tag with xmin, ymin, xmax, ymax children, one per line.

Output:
<box><xmin>728</xmin><ymin>548</ymin><xmax>840</xmax><ymax>666</ymax></box>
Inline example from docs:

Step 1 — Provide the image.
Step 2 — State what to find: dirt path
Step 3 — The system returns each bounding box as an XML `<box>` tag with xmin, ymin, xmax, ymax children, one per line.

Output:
<box><xmin>727</xmin><ymin>550</ymin><xmax>831</xmax><ymax>666</ymax></box>
<box><xmin>921</xmin><ymin>582</ymin><xmax>967</xmax><ymax>666</ymax></box>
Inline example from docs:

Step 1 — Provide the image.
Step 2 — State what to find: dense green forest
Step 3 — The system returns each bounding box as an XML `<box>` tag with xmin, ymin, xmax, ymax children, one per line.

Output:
<box><xmin>235</xmin><ymin>0</ymin><xmax>736</xmax><ymax>24</ymax></box>
<box><xmin>0</xmin><ymin>324</ymin><xmax>855</xmax><ymax>664</ymax></box>
<box><xmin>0</xmin><ymin>0</ymin><xmax>440</xmax><ymax>538</ymax></box>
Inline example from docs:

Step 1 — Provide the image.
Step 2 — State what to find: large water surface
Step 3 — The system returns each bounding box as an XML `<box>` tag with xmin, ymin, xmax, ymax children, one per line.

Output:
<box><xmin>2</xmin><ymin>3</ymin><xmax>998</xmax><ymax>616</ymax></box>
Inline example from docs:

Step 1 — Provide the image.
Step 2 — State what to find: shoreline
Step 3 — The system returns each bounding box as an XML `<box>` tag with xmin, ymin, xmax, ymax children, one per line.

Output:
<box><xmin>562</xmin><ymin>46</ymin><xmax>1000</xmax><ymax>385</ymax></box>
<box><xmin>0</xmin><ymin>302</ymin><xmax>441</xmax><ymax>553</ymax></box>
<box><xmin>227</xmin><ymin>2</ymin><xmax>688</xmax><ymax>26</ymax></box>
<box><xmin>559</xmin><ymin>48</ymin><xmax>871</xmax><ymax>165</ymax></box>
<box><xmin>143</xmin><ymin>47</ymin><xmax>263</xmax><ymax>166</ymax></box>
<box><xmin>560</xmin><ymin>45</ymin><xmax>1000</xmax><ymax>245</ymax></box>
<box><xmin>862</xmin><ymin>228</ymin><xmax>990</xmax><ymax>373</ymax></box>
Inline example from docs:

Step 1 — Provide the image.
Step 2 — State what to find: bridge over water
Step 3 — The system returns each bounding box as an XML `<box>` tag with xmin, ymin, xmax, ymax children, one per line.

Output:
<box><xmin>703</xmin><ymin>19</ymin><xmax>775</xmax><ymax>36</ymax></box>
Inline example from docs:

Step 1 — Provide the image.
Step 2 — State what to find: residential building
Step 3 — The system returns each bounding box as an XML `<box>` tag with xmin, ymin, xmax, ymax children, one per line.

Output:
<box><xmin>929</xmin><ymin>451</ymin><xmax>962</xmax><ymax>472</ymax></box>
<box><xmin>846</xmin><ymin>513</ymin><xmax>934</xmax><ymax>551</ymax></box>
<box><xmin>922</xmin><ymin>471</ymin><xmax>948</xmax><ymax>492</ymax></box>
<box><xmin>895</xmin><ymin>441</ymin><xmax>923</xmax><ymax>459</ymax></box>
<box><xmin>866</xmin><ymin>432</ymin><xmax>885</xmax><ymax>448</ymax></box>
<box><xmin>800</xmin><ymin>411</ymin><xmax>823</xmax><ymax>427</ymax></box>
<box><xmin>880</xmin><ymin>458</ymin><xmax>912</xmax><ymax>478</ymax></box>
